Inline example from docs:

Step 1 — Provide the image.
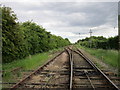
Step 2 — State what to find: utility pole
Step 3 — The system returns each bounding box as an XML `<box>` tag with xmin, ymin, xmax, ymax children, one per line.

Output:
<box><xmin>89</xmin><ymin>29</ymin><xmax>92</xmax><ymax>37</ymax></box>
<box><xmin>89</xmin><ymin>29</ymin><xmax>92</xmax><ymax>48</ymax></box>
<box><xmin>78</xmin><ymin>33</ymin><xmax>81</xmax><ymax>46</ymax></box>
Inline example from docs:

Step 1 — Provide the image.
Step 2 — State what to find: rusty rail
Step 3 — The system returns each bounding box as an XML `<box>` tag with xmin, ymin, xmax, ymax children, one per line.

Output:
<box><xmin>11</xmin><ymin>50</ymin><xmax>65</xmax><ymax>89</ymax></box>
<box><xmin>4</xmin><ymin>47</ymin><xmax>119</xmax><ymax>89</ymax></box>
<box><xmin>65</xmin><ymin>48</ymin><xmax>73</xmax><ymax>90</ymax></box>
<box><xmin>76</xmin><ymin>48</ymin><xmax>120</xmax><ymax>90</ymax></box>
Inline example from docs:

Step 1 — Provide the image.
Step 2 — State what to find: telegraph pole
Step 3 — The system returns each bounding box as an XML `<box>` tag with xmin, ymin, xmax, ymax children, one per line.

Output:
<box><xmin>89</xmin><ymin>29</ymin><xmax>92</xmax><ymax>48</ymax></box>
<box><xmin>89</xmin><ymin>29</ymin><xmax>92</xmax><ymax>37</ymax></box>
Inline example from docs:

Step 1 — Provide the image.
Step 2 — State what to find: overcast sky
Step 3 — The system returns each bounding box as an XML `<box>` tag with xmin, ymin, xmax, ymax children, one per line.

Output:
<box><xmin>1</xmin><ymin>0</ymin><xmax>119</xmax><ymax>43</ymax></box>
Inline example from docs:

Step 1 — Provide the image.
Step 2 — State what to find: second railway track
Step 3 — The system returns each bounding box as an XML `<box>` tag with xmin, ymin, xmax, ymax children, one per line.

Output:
<box><xmin>71</xmin><ymin>48</ymin><xmax>120</xmax><ymax>90</ymax></box>
<box><xmin>10</xmin><ymin>47</ymin><xmax>120</xmax><ymax>90</ymax></box>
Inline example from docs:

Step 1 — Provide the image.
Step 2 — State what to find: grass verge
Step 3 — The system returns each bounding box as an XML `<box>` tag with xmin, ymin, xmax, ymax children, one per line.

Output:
<box><xmin>2</xmin><ymin>47</ymin><xmax>64</xmax><ymax>84</ymax></box>
<box><xmin>76</xmin><ymin>45</ymin><xmax>118</xmax><ymax>68</ymax></box>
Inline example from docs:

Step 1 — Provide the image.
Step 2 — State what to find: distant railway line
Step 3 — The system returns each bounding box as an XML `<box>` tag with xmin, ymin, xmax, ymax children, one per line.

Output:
<box><xmin>3</xmin><ymin>47</ymin><xmax>120</xmax><ymax>90</ymax></box>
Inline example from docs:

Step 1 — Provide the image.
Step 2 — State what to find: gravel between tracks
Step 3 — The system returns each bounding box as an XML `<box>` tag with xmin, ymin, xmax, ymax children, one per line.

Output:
<box><xmin>20</xmin><ymin>52</ymin><xmax>70</xmax><ymax>88</ymax></box>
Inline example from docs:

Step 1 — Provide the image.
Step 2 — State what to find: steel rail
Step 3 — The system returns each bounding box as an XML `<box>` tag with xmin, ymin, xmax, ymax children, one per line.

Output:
<box><xmin>70</xmin><ymin>50</ymin><xmax>73</xmax><ymax>90</ymax></box>
<box><xmin>76</xmin><ymin>49</ymin><xmax>120</xmax><ymax>90</ymax></box>
<box><xmin>68</xmin><ymin>47</ymin><xmax>95</xmax><ymax>90</ymax></box>
<box><xmin>84</xmin><ymin>70</ymin><xmax>95</xmax><ymax>90</ymax></box>
<box><xmin>65</xmin><ymin>48</ymin><xmax>73</xmax><ymax>90</ymax></box>
<box><xmin>11</xmin><ymin>50</ymin><xmax>65</xmax><ymax>89</ymax></box>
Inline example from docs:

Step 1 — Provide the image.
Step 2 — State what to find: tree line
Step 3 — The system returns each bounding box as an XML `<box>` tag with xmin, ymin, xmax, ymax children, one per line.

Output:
<box><xmin>76</xmin><ymin>36</ymin><xmax>118</xmax><ymax>50</ymax></box>
<box><xmin>2</xmin><ymin>6</ymin><xmax>70</xmax><ymax>63</ymax></box>
<box><xmin>77</xmin><ymin>15</ymin><xmax>120</xmax><ymax>50</ymax></box>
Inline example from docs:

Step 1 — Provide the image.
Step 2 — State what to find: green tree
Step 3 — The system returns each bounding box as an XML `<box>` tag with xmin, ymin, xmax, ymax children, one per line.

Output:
<box><xmin>2</xmin><ymin>6</ymin><xmax>71</xmax><ymax>63</ymax></box>
<box><xmin>2</xmin><ymin>6</ymin><xmax>25</xmax><ymax>63</ymax></box>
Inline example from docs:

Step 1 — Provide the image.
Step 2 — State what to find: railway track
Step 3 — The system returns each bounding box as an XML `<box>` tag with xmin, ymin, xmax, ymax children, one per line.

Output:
<box><xmin>5</xmin><ymin>47</ymin><xmax>120</xmax><ymax>89</ymax></box>
<box><xmin>10</xmin><ymin>50</ymin><xmax>70</xmax><ymax>89</ymax></box>
<box><xmin>71</xmin><ymin>48</ymin><xmax>120</xmax><ymax>90</ymax></box>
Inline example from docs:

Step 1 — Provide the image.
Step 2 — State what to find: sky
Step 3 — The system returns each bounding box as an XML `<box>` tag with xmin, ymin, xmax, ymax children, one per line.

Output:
<box><xmin>1</xmin><ymin>0</ymin><xmax>119</xmax><ymax>43</ymax></box>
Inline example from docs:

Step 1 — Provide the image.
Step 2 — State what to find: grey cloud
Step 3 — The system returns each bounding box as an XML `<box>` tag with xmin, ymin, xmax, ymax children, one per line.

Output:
<box><xmin>3</xmin><ymin>2</ymin><xmax>117</xmax><ymax>27</ymax></box>
<box><xmin>38</xmin><ymin>2</ymin><xmax>117</xmax><ymax>27</ymax></box>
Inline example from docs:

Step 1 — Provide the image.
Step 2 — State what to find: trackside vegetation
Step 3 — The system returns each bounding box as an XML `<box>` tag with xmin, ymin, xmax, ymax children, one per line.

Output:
<box><xmin>2</xmin><ymin>6</ymin><xmax>70</xmax><ymax>63</ymax></box>
<box><xmin>76</xmin><ymin>35</ymin><xmax>118</xmax><ymax>69</ymax></box>
<box><xmin>76</xmin><ymin>45</ymin><xmax>118</xmax><ymax>68</ymax></box>
<box><xmin>76</xmin><ymin>36</ymin><xmax>118</xmax><ymax>50</ymax></box>
<box><xmin>2</xmin><ymin>48</ymin><xmax>63</xmax><ymax>83</ymax></box>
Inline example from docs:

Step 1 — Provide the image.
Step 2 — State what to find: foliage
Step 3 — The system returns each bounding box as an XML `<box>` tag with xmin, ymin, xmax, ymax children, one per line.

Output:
<box><xmin>77</xmin><ymin>36</ymin><xmax>118</xmax><ymax>50</ymax></box>
<box><xmin>2</xmin><ymin>6</ymin><xmax>25</xmax><ymax>63</ymax></box>
<box><xmin>2</xmin><ymin>47</ymin><xmax>64</xmax><ymax>84</ymax></box>
<box><xmin>2</xmin><ymin>6</ymin><xmax>70</xmax><ymax>63</ymax></box>
<box><xmin>76</xmin><ymin>45</ymin><xmax>118</xmax><ymax>68</ymax></box>
<box><xmin>3</xmin><ymin>51</ymin><xmax>50</xmax><ymax>83</ymax></box>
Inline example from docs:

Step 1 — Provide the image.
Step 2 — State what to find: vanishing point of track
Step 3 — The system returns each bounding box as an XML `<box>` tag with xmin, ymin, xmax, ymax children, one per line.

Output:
<box><xmin>10</xmin><ymin>47</ymin><xmax>120</xmax><ymax>90</ymax></box>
